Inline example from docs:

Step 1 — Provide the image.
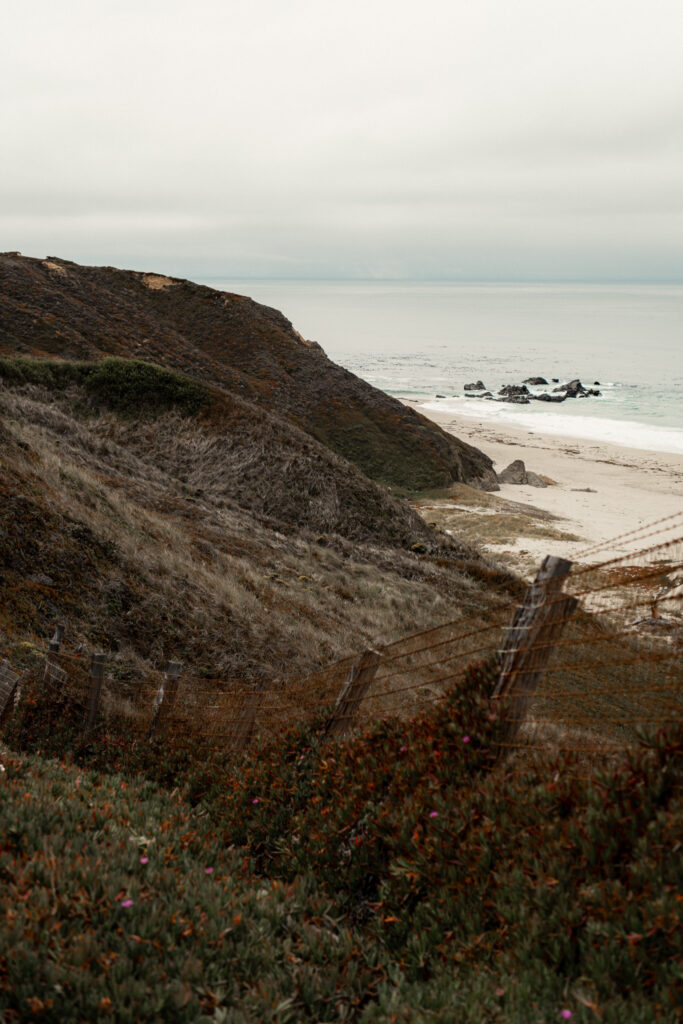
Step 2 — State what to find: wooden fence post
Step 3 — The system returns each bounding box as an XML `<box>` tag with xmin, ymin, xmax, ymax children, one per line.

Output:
<box><xmin>0</xmin><ymin>660</ymin><xmax>21</xmax><ymax>731</ymax></box>
<box><xmin>44</xmin><ymin>623</ymin><xmax>66</xmax><ymax>680</ymax></box>
<box><xmin>84</xmin><ymin>653</ymin><xmax>106</xmax><ymax>738</ymax></box>
<box><xmin>326</xmin><ymin>649</ymin><xmax>381</xmax><ymax>739</ymax></box>
<box><xmin>493</xmin><ymin>555</ymin><xmax>578</xmax><ymax>747</ymax></box>
<box><xmin>231</xmin><ymin>680</ymin><xmax>265</xmax><ymax>753</ymax></box>
<box><xmin>150</xmin><ymin>661</ymin><xmax>183</xmax><ymax>737</ymax></box>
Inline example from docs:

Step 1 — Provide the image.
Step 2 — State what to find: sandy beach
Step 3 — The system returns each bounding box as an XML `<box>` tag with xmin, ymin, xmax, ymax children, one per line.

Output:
<box><xmin>406</xmin><ymin>401</ymin><xmax>683</xmax><ymax>574</ymax></box>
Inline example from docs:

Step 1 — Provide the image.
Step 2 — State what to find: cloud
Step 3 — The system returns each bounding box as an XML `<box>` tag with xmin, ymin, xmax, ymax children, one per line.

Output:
<box><xmin>2</xmin><ymin>0</ymin><xmax>682</xmax><ymax>279</ymax></box>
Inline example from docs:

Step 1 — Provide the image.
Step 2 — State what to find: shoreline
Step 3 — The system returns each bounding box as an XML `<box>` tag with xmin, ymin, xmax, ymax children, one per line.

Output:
<box><xmin>406</xmin><ymin>400</ymin><xmax>683</xmax><ymax>571</ymax></box>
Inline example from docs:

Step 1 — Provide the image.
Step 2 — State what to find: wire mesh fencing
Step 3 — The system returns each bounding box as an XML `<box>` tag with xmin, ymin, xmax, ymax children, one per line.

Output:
<box><xmin>1</xmin><ymin>514</ymin><xmax>681</xmax><ymax>762</ymax></box>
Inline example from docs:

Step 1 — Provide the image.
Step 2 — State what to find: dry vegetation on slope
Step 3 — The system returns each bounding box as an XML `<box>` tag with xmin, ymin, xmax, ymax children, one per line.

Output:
<box><xmin>0</xmin><ymin>360</ymin><xmax>510</xmax><ymax>684</ymax></box>
<box><xmin>0</xmin><ymin>253</ymin><xmax>497</xmax><ymax>492</ymax></box>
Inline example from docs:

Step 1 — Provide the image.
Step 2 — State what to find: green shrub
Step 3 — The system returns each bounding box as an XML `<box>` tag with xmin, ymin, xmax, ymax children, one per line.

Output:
<box><xmin>0</xmin><ymin>356</ymin><xmax>211</xmax><ymax>417</ymax></box>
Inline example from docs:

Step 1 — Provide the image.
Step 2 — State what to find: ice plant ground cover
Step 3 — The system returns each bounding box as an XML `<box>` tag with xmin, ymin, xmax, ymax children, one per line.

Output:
<box><xmin>0</xmin><ymin>665</ymin><xmax>680</xmax><ymax>1022</ymax></box>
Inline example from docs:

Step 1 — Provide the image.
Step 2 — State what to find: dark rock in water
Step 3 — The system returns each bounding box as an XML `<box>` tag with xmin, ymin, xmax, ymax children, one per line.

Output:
<box><xmin>585</xmin><ymin>388</ymin><xmax>601</xmax><ymax>397</ymax></box>
<box><xmin>593</xmin><ymin>381</ymin><xmax>600</xmax><ymax>386</ymax></box>
<box><xmin>499</xmin><ymin>384</ymin><xmax>530</xmax><ymax>397</ymax></box>
<box><xmin>531</xmin><ymin>392</ymin><xmax>566</xmax><ymax>403</ymax></box>
<box><xmin>435</xmin><ymin>394</ymin><xmax>446</xmax><ymax>398</ymax></box>
<box><xmin>523</xmin><ymin>376</ymin><xmax>548</xmax><ymax>386</ymax></box>
<box><xmin>464</xmin><ymin>380</ymin><xmax>486</xmax><ymax>391</ymax></box>
<box><xmin>565</xmin><ymin>379</ymin><xmax>586</xmax><ymax>397</ymax></box>
<box><xmin>465</xmin><ymin>391</ymin><xmax>493</xmax><ymax>399</ymax></box>
<box><xmin>552</xmin><ymin>378</ymin><xmax>559</xmax><ymax>383</ymax></box>
<box><xmin>553</xmin><ymin>379</ymin><xmax>585</xmax><ymax>398</ymax></box>
<box><xmin>498</xmin><ymin>385</ymin><xmax>530</xmax><ymax>404</ymax></box>
<box><xmin>498</xmin><ymin>460</ymin><xmax>547</xmax><ymax>487</ymax></box>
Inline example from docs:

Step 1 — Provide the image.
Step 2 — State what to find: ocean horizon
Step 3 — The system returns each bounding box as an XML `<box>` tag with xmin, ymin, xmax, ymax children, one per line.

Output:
<box><xmin>199</xmin><ymin>279</ymin><xmax>683</xmax><ymax>456</ymax></box>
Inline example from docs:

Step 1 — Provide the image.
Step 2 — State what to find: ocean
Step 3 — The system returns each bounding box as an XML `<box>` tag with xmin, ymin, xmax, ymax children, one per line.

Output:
<box><xmin>199</xmin><ymin>280</ymin><xmax>683</xmax><ymax>455</ymax></box>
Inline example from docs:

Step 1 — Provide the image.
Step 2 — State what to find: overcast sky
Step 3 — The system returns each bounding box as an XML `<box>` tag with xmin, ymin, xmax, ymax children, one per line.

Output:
<box><xmin>2</xmin><ymin>0</ymin><xmax>682</xmax><ymax>281</ymax></box>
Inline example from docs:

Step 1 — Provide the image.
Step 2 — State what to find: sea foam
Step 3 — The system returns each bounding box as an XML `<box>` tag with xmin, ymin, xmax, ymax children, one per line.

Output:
<box><xmin>422</xmin><ymin>398</ymin><xmax>683</xmax><ymax>456</ymax></box>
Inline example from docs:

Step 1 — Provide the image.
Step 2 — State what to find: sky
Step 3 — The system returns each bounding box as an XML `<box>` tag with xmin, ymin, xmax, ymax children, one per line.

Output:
<box><xmin>2</xmin><ymin>0</ymin><xmax>682</xmax><ymax>281</ymax></box>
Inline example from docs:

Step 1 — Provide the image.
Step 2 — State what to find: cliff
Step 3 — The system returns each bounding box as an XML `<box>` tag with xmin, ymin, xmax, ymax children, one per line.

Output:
<box><xmin>0</xmin><ymin>253</ymin><xmax>497</xmax><ymax>493</ymax></box>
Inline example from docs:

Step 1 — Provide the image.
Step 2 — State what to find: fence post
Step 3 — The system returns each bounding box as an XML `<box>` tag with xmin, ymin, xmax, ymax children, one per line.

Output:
<box><xmin>231</xmin><ymin>680</ymin><xmax>265</xmax><ymax>753</ymax></box>
<box><xmin>150</xmin><ymin>661</ymin><xmax>183</xmax><ymax>737</ymax></box>
<box><xmin>0</xmin><ymin>659</ymin><xmax>21</xmax><ymax>731</ymax></box>
<box><xmin>493</xmin><ymin>555</ymin><xmax>578</xmax><ymax>748</ymax></box>
<box><xmin>44</xmin><ymin>623</ymin><xmax>66</xmax><ymax>680</ymax></box>
<box><xmin>84</xmin><ymin>653</ymin><xmax>106</xmax><ymax>738</ymax></box>
<box><xmin>326</xmin><ymin>649</ymin><xmax>381</xmax><ymax>739</ymax></box>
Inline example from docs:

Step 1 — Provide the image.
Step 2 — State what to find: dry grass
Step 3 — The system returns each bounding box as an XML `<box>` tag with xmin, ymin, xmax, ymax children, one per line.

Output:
<box><xmin>412</xmin><ymin>484</ymin><xmax>581</xmax><ymax>550</ymax></box>
<box><xmin>0</xmin><ymin>383</ymin><xmax>505</xmax><ymax>685</ymax></box>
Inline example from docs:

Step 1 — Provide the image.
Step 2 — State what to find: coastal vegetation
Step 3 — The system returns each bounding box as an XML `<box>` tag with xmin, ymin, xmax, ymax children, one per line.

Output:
<box><xmin>1</xmin><ymin>666</ymin><xmax>679</xmax><ymax>1022</ymax></box>
<box><xmin>0</xmin><ymin>254</ymin><xmax>679</xmax><ymax>1021</ymax></box>
<box><xmin>0</xmin><ymin>253</ymin><xmax>497</xmax><ymax>492</ymax></box>
<box><xmin>0</xmin><ymin>356</ymin><xmax>508</xmax><ymax>683</ymax></box>
<box><xmin>0</xmin><ymin>356</ymin><xmax>211</xmax><ymax>418</ymax></box>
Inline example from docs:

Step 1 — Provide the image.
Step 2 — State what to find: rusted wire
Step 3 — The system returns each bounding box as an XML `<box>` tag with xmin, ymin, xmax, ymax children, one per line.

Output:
<box><xmin>574</xmin><ymin>510</ymin><xmax>683</xmax><ymax>558</ymax></box>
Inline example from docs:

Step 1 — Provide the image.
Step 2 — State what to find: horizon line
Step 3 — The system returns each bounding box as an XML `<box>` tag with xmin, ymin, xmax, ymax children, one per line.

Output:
<box><xmin>197</xmin><ymin>275</ymin><xmax>683</xmax><ymax>286</ymax></box>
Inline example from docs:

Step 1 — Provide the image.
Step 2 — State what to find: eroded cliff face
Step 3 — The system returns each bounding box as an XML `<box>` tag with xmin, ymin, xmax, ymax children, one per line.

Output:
<box><xmin>0</xmin><ymin>253</ymin><xmax>497</xmax><ymax>492</ymax></box>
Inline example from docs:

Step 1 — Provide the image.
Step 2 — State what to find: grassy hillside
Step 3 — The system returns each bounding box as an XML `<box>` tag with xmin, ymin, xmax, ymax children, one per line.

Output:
<box><xmin>0</xmin><ymin>253</ymin><xmax>498</xmax><ymax>493</ymax></box>
<box><xmin>1</xmin><ymin>667</ymin><xmax>679</xmax><ymax>1022</ymax></box>
<box><xmin>0</xmin><ymin>357</ymin><xmax>510</xmax><ymax>682</ymax></box>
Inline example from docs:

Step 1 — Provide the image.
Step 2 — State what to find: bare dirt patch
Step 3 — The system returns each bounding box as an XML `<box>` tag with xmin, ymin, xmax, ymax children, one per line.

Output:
<box><xmin>141</xmin><ymin>274</ymin><xmax>178</xmax><ymax>290</ymax></box>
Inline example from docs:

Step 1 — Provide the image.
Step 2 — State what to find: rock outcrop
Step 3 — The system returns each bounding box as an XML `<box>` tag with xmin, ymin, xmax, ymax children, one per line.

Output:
<box><xmin>531</xmin><ymin>392</ymin><xmax>566</xmax><ymax>403</ymax></box>
<box><xmin>498</xmin><ymin>384</ymin><xmax>530</xmax><ymax>404</ymax></box>
<box><xmin>499</xmin><ymin>384</ymin><xmax>530</xmax><ymax>398</ymax></box>
<box><xmin>553</xmin><ymin>379</ymin><xmax>585</xmax><ymax>398</ymax></box>
<box><xmin>497</xmin><ymin>460</ymin><xmax>548</xmax><ymax>487</ymax></box>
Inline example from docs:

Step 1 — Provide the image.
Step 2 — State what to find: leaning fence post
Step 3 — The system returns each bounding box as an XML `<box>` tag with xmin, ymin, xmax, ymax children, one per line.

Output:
<box><xmin>84</xmin><ymin>653</ymin><xmax>106</xmax><ymax>738</ymax></box>
<box><xmin>326</xmin><ymin>649</ymin><xmax>381</xmax><ymax>739</ymax></box>
<box><xmin>0</xmin><ymin>659</ymin><xmax>22</xmax><ymax>732</ymax></box>
<box><xmin>44</xmin><ymin>623</ymin><xmax>66</xmax><ymax>680</ymax></box>
<box><xmin>231</xmin><ymin>680</ymin><xmax>265</xmax><ymax>753</ymax></box>
<box><xmin>150</xmin><ymin>661</ymin><xmax>183</xmax><ymax>737</ymax></box>
<box><xmin>493</xmin><ymin>555</ymin><xmax>578</xmax><ymax>749</ymax></box>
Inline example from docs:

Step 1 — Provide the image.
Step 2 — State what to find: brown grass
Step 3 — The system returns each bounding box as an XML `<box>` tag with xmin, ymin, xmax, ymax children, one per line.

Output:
<box><xmin>0</xmin><ymin>382</ymin><xmax>508</xmax><ymax>686</ymax></box>
<box><xmin>412</xmin><ymin>484</ymin><xmax>581</xmax><ymax>549</ymax></box>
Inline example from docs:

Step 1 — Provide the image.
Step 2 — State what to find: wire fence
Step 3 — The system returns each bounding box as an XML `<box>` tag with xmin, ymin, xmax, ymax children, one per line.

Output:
<box><xmin>1</xmin><ymin>513</ymin><xmax>681</xmax><ymax>762</ymax></box>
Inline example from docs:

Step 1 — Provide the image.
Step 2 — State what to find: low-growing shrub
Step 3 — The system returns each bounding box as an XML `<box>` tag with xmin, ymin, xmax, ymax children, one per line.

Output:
<box><xmin>2</xmin><ymin>659</ymin><xmax>680</xmax><ymax>1021</ymax></box>
<box><xmin>0</xmin><ymin>356</ymin><xmax>211</xmax><ymax>417</ymax></box>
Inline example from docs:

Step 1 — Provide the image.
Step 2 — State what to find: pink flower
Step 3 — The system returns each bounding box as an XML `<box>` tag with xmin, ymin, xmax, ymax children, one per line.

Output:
<box><xmin>463</xmin><ymin>735</ymin><xmax>470</xmax><ymax>743</ymax></box>
<box><xmin>495</xmin><ymin>988</ymin><xmax>504</xmax><ymax>997</ymax></box>
<box><xmin>252</xmin><ymin>798</ymin><xmax>259</xmax><ymax>804</ymax></box>
<box><xmin>400</xmin><ymin>745</ymin><xmax>407</xmax><ymax>752</ymax></box>
<box><xmin>121</xmin><ymin>899</ymin><xmax>133</xmax><ymax>908</ymax></box>
<box><xmin>205</xmin><ymin>867</ymin><xmax>213</xmax><ymax>874</ymax></box>
<box><xmin>139</xmin><ymin>856</ymin><xmax>149</xmax><ymax>864</ymax></box>
<box><xmin>429</xmin><ymin>811</ymin><xmax>439</xmax><ymax>819</ymax></box>
<box><xmin>561</xmin><ymin>1012</ymin><xmax>572</xmax><ymax>1020</ymax></box>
